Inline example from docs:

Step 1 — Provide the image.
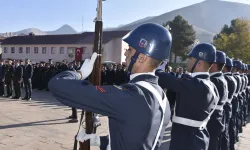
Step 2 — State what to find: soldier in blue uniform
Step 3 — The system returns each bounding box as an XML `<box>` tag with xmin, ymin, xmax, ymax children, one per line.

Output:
<box><xmin>48</xmin><ymin>23</ymin><xmax>172</xmax><ymax>150</ymax></box>
<box><xmin>222</xmin><ymin>57</ymin><xmax>237</xmax><ymax>150</ymax></box>
<box><xmin>207</xmin><ymin>50</ymin><xmax>228</xmax><ymax>150</ymax></box>
<box><xmin>245</xmin><ymin>64</ymin><xmax>249</xmax><ymax>119</ymax></box>
<box><xmin>247</xmin><ymin>65</ymin><xmax>250</xmax><ymax>114</ymax></box>
<box><xmin>245</xmin><ymin>64</ymin><xmax>249</xmax><ymax>114</ymax></box>
<box><xmin>155</xmin><ymin>43</ymin><xmax>219</xmax><ymax>150</ymax></box>
<box><xmin>237</xmin><ymin>62</ymin><xmax>245</xmax><ymax>131</ymax></box>
<box><xmin>242</xmin><ymin>64</ymin><xmax>248</xmax><ymax>126</ymax></box>
<box><xmin>232</xmin><ymin>60</ymin><xmax>242</xmax><ymax>142</ymax></box>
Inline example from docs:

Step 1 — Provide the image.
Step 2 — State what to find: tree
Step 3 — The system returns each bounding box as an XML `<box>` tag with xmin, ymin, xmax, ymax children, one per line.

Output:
<box><xmin>213</xmin><ymin>18</ymin><xmax>250</xmax><ymax>63</ymax></box>
<box><xmin>163</xmin><ymin>15</ymin><xmax>196</xmax><ymax>63</ymax></box>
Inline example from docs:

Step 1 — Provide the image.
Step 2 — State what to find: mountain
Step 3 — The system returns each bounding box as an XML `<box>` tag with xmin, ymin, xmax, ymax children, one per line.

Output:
<box><xmin>46</xmin><ymin>24</ymin><xmax>77</xmax><ymax>35</ymax></box>
<box><xmin>1</xmin><ymin>28</ymin><xmax>47</xmax><ymax>37</ymax></box>
<box><xmin>109</xmin><ymin>0</ymin><xmax>250</xmax><ymax>42</ymax></box>
<box><xmin>15</xmin><ymin>28</ymin><xmax>47</xmax><ymax>35</ymax></box>
<box><xmin>104</xmin><ymin>16</ymin><xmax>156</xmax><ymax>31</ymax></box>
<box><xmin>0</xmin><ymin>24</ymin><xmax>78</xmax><ymax>37</ymax></box>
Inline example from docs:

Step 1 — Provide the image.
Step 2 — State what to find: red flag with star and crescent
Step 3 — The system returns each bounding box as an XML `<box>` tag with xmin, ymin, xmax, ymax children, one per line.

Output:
<box><xmin>75</xmin><ymin>48</ymin><xmax>83</xmax><ymax>61</ymax></box>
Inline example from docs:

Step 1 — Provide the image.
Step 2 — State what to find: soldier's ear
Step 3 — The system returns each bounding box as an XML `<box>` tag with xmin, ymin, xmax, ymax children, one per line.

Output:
<box><xmin>138</xmin><ymin>54</ymin><xmax>147</xmax><ymax>63</ymax></box>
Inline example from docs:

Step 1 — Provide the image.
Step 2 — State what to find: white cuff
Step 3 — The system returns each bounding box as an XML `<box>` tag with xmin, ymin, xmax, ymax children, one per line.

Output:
<box><xmin>76</xmin><ymin>129</ymin><xmax>100</xmax><ymax>146</ymax></box>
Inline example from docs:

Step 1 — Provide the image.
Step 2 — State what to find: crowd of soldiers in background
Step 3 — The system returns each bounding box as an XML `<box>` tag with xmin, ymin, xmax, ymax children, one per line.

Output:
<box><xmin>32</xmin><ymin>60</ymin><xmax>131</xmax><ymax>88</ymax></box>
<box><xmin>0</xmin><ymin>57</ymin><xmax>190</xmax><ymax>98</ymax></box>
<box><xmin>0</xmin><ymin>58</ymin><xmax>135</xmax><ymax>96</ymax></box>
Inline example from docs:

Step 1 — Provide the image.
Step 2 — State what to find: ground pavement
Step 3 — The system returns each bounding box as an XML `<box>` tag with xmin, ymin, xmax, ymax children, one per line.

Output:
<box><xmin>0</xmin><ymin>90</ymin><xmax>249</xmax><ymax>150</ymax></box>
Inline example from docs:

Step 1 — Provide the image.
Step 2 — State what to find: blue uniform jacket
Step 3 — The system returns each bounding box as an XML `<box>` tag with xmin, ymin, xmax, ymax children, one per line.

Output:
<box><xmin>155</xmin><ymin>70</ymin><xmax>219</xmax><ymax>150</ymax></box>
<box><xmin>48</xmin><ymin>71</ymin><xmax>171</xmax><ymax>150</ymax></box>
<box><xmin>224</xmin><ymin>73</ymin><xmax>237</xmax><ymax>118</ymax></box>
<box><xmin>240</xmin><ymin>74</ymin><xmax>246</xmax><ymax>93</ymax></box>
<box><xmin>207</xmin><ymin>72</ymin><xmax>228</xmax><ymax>136</ymax></box>
<box><xmin>233</xmin><ymin>73</ymin><xmax>242</xmax><ymax>96</ymax></box>
<box><xmin>244</xmin><ymin>74</ymin><xmax>248</xmax><ymax>89</ymax></box>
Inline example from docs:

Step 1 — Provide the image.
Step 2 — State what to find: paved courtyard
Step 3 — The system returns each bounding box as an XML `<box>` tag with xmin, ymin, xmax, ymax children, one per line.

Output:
<box><xmin>0</xmin><ymin>89</ymin><xmax>249</xmax><ymax>150</ymax></box>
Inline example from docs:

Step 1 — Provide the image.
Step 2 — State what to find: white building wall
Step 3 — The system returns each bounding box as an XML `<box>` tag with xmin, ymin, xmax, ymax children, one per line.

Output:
<box><xmin>1</xmin><ymin>38</ymin><xmax>125</xmax><ymax>64</ymax></box>
<box><xmin>1</xmin><ymin>44</ymin><xmax>93</xmax><ymax>63</ymax></box>
<box><xmin>103</xmin><ymin>38</ymin><xmax>123</xmax><ymax>64</ymax></box>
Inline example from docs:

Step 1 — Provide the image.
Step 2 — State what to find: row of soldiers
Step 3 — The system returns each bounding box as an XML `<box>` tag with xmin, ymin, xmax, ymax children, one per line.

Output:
<box><xmin>32</xmin><ymin>61</ymin><xmax>130</xmax><ymax>93</ymax></box>
<box><xmin>0</xmin><ymin>58</ymin><xmax>130</xmax><ymax>102</ymax></box>
<box><xmin>34</xmin><ymin>53</ymin><xmax>250</xmax><ymax>150</ymax></box>
<box><xmin>164</xmin><ymin>50</ymin><xmax>250</xmax><ymax>150</ymax></box>
<box><xmin>0</xmin><ymin>59</ymin><xmax>32</xmax><ymax>100</ymax></box>
<box><xmin>83</xmin><ymin>48</ymin><xmax>250</xmax><ymax>150</ymax></box>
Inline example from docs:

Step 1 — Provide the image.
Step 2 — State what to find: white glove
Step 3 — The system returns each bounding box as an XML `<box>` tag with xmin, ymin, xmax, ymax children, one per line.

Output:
<box><xmin>157</xmin><ymin>59</ymin><xmax>168</xmax><ymax>71</ymax></box>
<box><xmin>79</xmin><ymin>52</ymin><xmax>98</xmax><ymax>80</ymax></box>
<box><xmin>76</xmin><ymin>129</ymin><xmax>101</xmax><ymax>146</ymax></box>
<box><xmin>106</xmin><ymin>143</ymin><xmax>111</xmax><ymax>150</ymax></box>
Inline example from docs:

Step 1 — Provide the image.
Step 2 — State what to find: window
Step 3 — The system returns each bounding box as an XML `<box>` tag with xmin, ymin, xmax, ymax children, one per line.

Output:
<box><xmin>82</xmin><ymin>47</ymin><xmax>87</xmax><ymax>53</ymax></box>
<box><xmin>67</xmin><ymin>47</ymin><xmax>74</xmax><ymax>54</ymax></box>
<box><xmin>19</xmin><ymin>47</ymin><xmax>23</xmax><ymax>53</ymax></box>
<box><xmin>60</xmin><ymin>47</ymin><xmax>64</xmax><ymax>54</ymax></box>
<box><xmin>51</xmin><ymin>47</ymin><xmax>56</xmax><ymax>54</ymax></box>
<box><xmin>34</xmin><ymin>47</ymin><xmax>38</xmax><ymax>54</ymax></box>
<box><xmin>42</xmin><ymin>47</ymin><xmax>47</xmax><ymax>54</ymax></box>
<box><xmin>26</xmin><ymin>47</ymin><xmax>30</xmax><ymax>53</ymax></box>
<box><xmin>4</xmin><ymin>47</ymin><xmax>8</xmax><ymax>53</ymax></box>
<box><xmin>11</xmin><ymin>47</ymin><xmax>15</xmax><ymax>53</ymax></box>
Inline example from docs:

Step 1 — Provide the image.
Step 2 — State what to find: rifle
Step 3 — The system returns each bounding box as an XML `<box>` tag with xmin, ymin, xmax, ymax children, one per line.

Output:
<box><xmin>79</xmin><ymin>0</ymin><xmax>103</xmax><ymax>149</ymax></box>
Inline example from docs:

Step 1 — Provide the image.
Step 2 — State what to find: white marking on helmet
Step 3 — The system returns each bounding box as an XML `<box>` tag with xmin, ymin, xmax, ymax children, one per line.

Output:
<box><xmin>199</xmin><ymin>52</ymin><xmax>203</xmax><ymax>57</ymax></box>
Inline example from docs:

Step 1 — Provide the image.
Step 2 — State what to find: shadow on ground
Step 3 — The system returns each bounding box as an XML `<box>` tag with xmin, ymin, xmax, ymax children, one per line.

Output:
<box><xmin>0</xmin><ymin>89</ymin><xmax>73</xmax><ymax>112</ymax></box>
<box><xmin>0</xmin><ymin>118</ymin><xmax>69</xmax><ymax>130</ymax></box>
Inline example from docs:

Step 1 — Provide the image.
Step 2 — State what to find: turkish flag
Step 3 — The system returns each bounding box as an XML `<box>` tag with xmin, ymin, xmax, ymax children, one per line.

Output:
<box><xmin>75</xmin><ymin>48</ymin><xmax>83</xmax><ymax>61</ymax></box>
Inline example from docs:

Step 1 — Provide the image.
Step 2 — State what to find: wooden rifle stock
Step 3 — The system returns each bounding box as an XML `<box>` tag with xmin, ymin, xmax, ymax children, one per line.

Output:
<box><xmin>79</xmin><ymin>20</ymin><xmax>103</xmax><ymax>150</ymax></box>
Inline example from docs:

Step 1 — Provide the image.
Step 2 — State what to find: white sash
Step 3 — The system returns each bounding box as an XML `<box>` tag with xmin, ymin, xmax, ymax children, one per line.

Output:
<box><xmin>172</xmin><ymin>81</ymin><xmax>219</xmax><ymax>130</ymax></box>
<box><xmin>136</xmin><ymin>81</ymin><xmax>167</xmax><ymax>150</ymax></box>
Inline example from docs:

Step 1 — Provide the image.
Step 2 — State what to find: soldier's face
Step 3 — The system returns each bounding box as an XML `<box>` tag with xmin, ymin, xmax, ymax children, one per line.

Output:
<box><xmin>124</xmin><ymin>46</ymin><xmax>136</xmax><ymax>71</ymax></box>
<box><xmin>118</xmin><ymin>65</ymin><xmax>122</xmax><ymax>70</ymax></box>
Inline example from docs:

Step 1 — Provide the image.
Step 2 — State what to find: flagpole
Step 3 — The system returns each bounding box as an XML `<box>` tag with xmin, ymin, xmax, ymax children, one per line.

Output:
<box><xmin>79</xmin><ymin>0</ymin><xmax>104</xmax><ymax>149</ymax></box>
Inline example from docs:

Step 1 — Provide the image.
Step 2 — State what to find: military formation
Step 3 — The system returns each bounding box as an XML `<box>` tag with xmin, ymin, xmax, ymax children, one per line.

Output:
<box><xmin>2</xmin><ymin>22</ymin><xmax>250</xmax><ymax>150</ymax></box>
<box><xmin>46</xmin><ymin>23</ymin><xmax>250</xmax><ymax>150</ymax></box>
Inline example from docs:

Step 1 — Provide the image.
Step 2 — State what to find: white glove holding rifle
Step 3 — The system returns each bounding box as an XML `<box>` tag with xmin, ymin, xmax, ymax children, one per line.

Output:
<box><xmin>77</xmin><ymin>52</ymin><xmax>98</xmax><ymax>80</ymax></box>
<box><xmin>77</xmin><ymin>129</ymin><xmax>101</xmax><ymax>146</ymax></box>
<box><xmin>76</xmin><ymin>129</ymin><xmax>111</xmax><ymax>150</ymax></box>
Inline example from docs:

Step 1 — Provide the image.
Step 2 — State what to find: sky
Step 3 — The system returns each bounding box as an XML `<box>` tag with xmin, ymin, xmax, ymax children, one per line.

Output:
<box><xmin>0</xmin><ymin>0</ymin><xmax>250</xmax><ymax>33</ymax></box>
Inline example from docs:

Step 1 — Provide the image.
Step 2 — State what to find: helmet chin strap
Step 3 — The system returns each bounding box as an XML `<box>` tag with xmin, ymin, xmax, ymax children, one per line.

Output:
<box><xmin>191</xmin><ymin>59</ymin><xmax>199</xmax><ymax>73</ymax></box>
<box><xmin>128</xmin><ymin>51</ymin><xmax>140</xmax><ymax>74</ymax></box>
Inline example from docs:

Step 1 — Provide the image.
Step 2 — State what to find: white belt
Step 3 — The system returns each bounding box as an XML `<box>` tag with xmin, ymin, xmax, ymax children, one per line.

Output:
<box><xmin>172</xmin><ymin>81</ymin><xmax>219</xmax><ymax>130</ymax></box>
<box><xmin>227</xmin><ymin>98</ymin><xmax>233</xmax><ymax>103</ymax></box>
<box><xmin>214</xmin><ymin>105</ymin><xmax>224</xmax><ymax>111</ymax></box>
<box><xmin>214</xmin><ymin>90</ymin><xmax>229</xmax><ymax>110</ymax></box>
<box><xmin>136</xmin><ymin>81</ymin><xmax>167</xmax><ymax>150</ymax></box>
